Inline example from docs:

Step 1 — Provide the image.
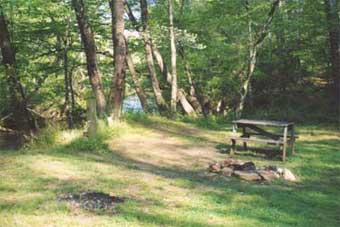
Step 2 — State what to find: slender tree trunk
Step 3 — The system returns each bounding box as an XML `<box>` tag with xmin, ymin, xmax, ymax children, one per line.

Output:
<box><xmin>168</xmin><ymin>0</ymin><xmax>177</xmax><ymax>116</ymax></box>
<box><xmin>178</xmin><ymin>46</ymin><xmax>202</xmax><ymax>113</ymax></box>
<box><xmin>109</xmin><ymin>0</ymin><xmax>126</xmax><ymax>121</ymax></box>
<box><xmin>236</xmin><ymin>0</ymin><xmax>281</xmax><ymax>118</ymax></box>
<box><xmin>0</xmin><ymin>6</ymin><xmax>35</xmax><ymax>132</ymax></box>
<box><xmin>325</xmin><ymin>0</ymin><xmax>340</xmax><ymax>129</ymax></box>
<box><xmin>72</xmin><ymin>0</ymin><xmax>106</xmax><ymax>117</ymax></box>
<box><xmin>151</xmin><ymin>42</ymin><xmax>172</xmax><ymax>84</ymax></box>
<box><xmin>149</xmin><ymin>40</ymin><xmax>197</xmax><ymax>116</ymax></box>
<box><xmin>139</xmin><ymin>0</ymin><xmax>168</xmax><ymax>113</ymax></box>
<box><xmin>216</xmin><ymin>97</ymin><xmax>228</xmax><ymax>115</ymax></box>
<box><xmin>178</xmin><ymin>89</ymin><xmax>196</xmax><ymax>115</ymax></box>
<box><xmin>237</xmin><ymin>13</ymin><xmax>257</xmax><ymax>118</ymax></box>
<box><xmin>125</xmin><ymin>45</ymin><xmax>150</xmax><ymax>113</ymax></box>
<box><xmin>142</xmin><ymin>32</ymin><xmax>169</xmax><ymax>112</ymax></box>
<box><xmin>69</xmin><ymin>66</ymin><xmax>76</xmax><ymax>125</ymax></box>
<box><xmin>62</xmin><ymin>38</ymin><xmax>73</xmax><ymax>128</ymax></box>
<box><xmin>126</xmin><ymin>0</ymin><xmax>196</xmax><ymax>115</ymax></box>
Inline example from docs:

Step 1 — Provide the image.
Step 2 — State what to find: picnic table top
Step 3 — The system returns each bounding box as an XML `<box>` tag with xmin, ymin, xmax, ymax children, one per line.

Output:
<box><xmin>232</xmin><ymin>119</ymin><xmax>294</xmax><ymax>127</ymax></box>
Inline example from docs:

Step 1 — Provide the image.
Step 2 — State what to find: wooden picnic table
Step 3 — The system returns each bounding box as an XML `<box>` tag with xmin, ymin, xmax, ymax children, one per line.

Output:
<box><xmin>230</xmin><ymin>119</ymin><xmax>296</xmax><ymax>161</ymax></box>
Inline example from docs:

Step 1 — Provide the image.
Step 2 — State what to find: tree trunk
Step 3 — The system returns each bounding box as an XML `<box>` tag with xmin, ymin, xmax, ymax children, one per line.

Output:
<box><xmin>0</xmin><ymin>6</ymin><xmax>35</xmax><ymax>132</ymax></box>
<box><xmin>142</xmin><ymin>32</ymin><xmax>169</xmax><ymax>112</ymax></box>
<box><xmin>126</xmin><ymin>0</ymin><xmax>197</xmax><ymax>115</ymax></box>
<box><xmin>151</xmin><ymin>42</ymin><xmax>172</xmax><ymax>84</ymax></box>
<box><xmin>62</xmin><ymin>37</ymin><xmax>73</xmax><ymax>128</ymax></box>
<box><xmin>237</xmin><ymin>46</ymin><xmax>257</xmax><ymax>119</ymax></box>
<box><xmin>324</xmin><ymin>0</ymin><xmax>340</xmax><ymax>129</ymax></box>
<box><xmin>178</xmin><ymin>46</ymin><xmax>202</xmax><ymax>113</ymax></box>
<box><xmin>139</xmin><ymin>0</ymin><xmax>169</xmax><ymax>113</ymax></box>
<box><xmin>150</xmin><ymin>39</ymin><xmax>199</xmax><ymax>116</ymax></box>
<box><xmin>125</xmin><ymin>46</ymin><xmax>150</xmax><ymax>113</ymax></box>
<box><xmin>109</xmin><ymin>0</ymin><xmax>126</xmax><ymax>121</ymax></box>
<box><xmin>168</xmin><ymin>0</ymin><xmax>178</xmax><ymax>116</ymax></box>
<box><xmin>72</xmin><ymin>0</ymin><xmax>106</xmax><ymax>117</ymax></box>
<box><xmin>69</xmin><ymin>66</ymin><xmax>76</xmax><ymax>124</ymax></box>
<box><xmin>178</xmin><ymin>89</ymin><xmax>196</xmax><ymax>116</ymax></box>
<box><xmin>87</xmin><ymin>98</ymin><xmax>97</xmax><ymax>138</ymax></box>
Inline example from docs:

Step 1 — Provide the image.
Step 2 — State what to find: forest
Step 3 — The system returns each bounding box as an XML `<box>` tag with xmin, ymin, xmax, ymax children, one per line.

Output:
<box><xmin>0</xmin><ymin>0</ymin><xmax>340</xmax><ymax>226</ymax></box>
<box><xmin>0</xmin><ymin>0</ymin><xmax>339</xmax><ymax>132</ymax></box>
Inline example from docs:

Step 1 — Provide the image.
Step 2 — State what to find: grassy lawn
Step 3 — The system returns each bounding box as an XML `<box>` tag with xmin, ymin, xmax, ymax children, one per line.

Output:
<box><xmin>1</xmin><ymin>116</ymin><xmax>340</xmax><ymax>227</ymax></box>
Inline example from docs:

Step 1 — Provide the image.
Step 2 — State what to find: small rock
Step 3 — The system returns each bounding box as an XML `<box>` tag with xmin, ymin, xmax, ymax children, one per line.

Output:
<box><xmin>234</xmin><ymin>162</ymin><xmax>256</xmax><ymax>171</ymax></box>
<box><xmin>208</xmin><ymin>162</ymin><xmax>222</xmax><ymax>173</ymax></box>
<box><xmin>265</xmin><ymin>165</ymin><xmax>278</xmax><ymax>172</ymax></box>
<box><xmin>277</xmin><ymin>168</ymin><xmax>284</xmax><ymax>175</ymax></box>
<box><xmin>257</xmin><ymin>170</ymin><xmax>280</xmax><ymax>181</ymax></box>
<box><xmin>221</xmin><ymin>167</ymin><xmax>233</xmax><ymax>177</ymax></box>
<box><xmin>233</xmin><ymin>171</ymin><xmax>262</xmax><ymax>181</ymax></box>
<box><xmin>283</xmin><ymin>168</ymin><xmax>297</xmax><ymax>182</ymax></box>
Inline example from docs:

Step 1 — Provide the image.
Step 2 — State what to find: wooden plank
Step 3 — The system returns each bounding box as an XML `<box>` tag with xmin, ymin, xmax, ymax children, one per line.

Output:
<box><xmin>230</xmin><ymin>136</ymin><xmax>284</xmax><ymax>145</ymax></box>
<box><xmin>290</xmin><ymin>125</ymin><xmax>296</xmax><ymax>155</ymax></box>
<box><xmin>240</xmin><ymin>124</ymin><xmax>281</xmax><ymax>140</ymax></box>
<box><xmin>242</xmin><ymin>126</ymin><xmax>248</xmax><ymax>150</ymax></box>
<box><xmin>282</xmin><ymin>126</ymin><xmax>288</xmax><ymax>161</ymax></box>
<box><xmin>240</xmin><ymin>132</ymin><xmax>298</xmax><ymax>139</ymax></box>
<box><xmin>233</xmin><ymin>119</ymin><xmax>294</xmax><ymax>127</ymax></box>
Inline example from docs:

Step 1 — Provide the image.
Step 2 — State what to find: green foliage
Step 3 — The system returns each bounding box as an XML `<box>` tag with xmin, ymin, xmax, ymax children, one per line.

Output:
<box><xmin>66</xmin><ymin>120</ymin><xmax>116</xmax><ymax>152</ymax></box>
<box><xmin>0</xmin><ymin>0</ymin><xmax>339</xmax><ymax>131</ymax></box>
<box><xmin>123</xmin><ymin>111</ymin><xmax>151</xmax><ymax>124</ymax></box>
<box><xmin>28</xmin><ymin>125</ymin><xmax>60</xmax><ymax>148</ymax></box>
<box><xmin>67</xmin><ymin>135</ymin><xmax>108</xmax><ymax>152</ymax></box>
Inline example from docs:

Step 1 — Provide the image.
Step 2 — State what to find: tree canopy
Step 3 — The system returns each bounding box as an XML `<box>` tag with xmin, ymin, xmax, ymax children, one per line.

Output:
<box><xmin>0</xmin><ymin>0</ymin><xmax>339</xmax><ymax>132</ymax></box>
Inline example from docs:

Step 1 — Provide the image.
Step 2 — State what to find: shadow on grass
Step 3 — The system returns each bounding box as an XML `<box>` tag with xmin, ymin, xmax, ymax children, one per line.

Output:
<box><xmin>215</xmin><ymin>143</ymin><xmax>285</xmax><ymax>161</ymax></box>
<box><xmin>125</xmin><ymin>116</ymin><xmax>229</xmax><ymax>144</ymax></box>
<box><xmin>39</xmin><ymin>135</ymin><xmax>340</xmax><ymax>226</ymax></box>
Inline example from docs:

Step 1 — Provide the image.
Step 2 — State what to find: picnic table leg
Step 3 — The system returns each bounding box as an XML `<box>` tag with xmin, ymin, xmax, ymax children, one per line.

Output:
<box><xmin>282</xmin><ymin>126</ymin><xmax>288</xmax><ymax>161</ymax></box>
<box><xmin>242</xmin><ymin>126</ymin><xmax>248</xmax><ymax>151</ymax></box>
<box><xmin>290</xmin><ymin>125</ymin><xmax>295</xmax><ymax>155</ymax></box>
<box><xmin>230</xmin><ymin>139</ymin><xmax>236</xmax><ymax>156</ymax></box>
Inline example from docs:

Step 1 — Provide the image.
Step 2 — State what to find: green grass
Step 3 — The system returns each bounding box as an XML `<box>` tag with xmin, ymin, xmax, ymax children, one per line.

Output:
<box><xmin>1</xmin><ymin>116</ymin><xmax>340</xmax><ymax>226</ymax></box>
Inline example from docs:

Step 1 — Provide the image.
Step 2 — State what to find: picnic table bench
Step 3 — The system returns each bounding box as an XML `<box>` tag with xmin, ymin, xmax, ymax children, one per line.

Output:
<box><xmin>230</xmin><ymin>119</ymin><xmax>297</xmax><ymax>161</ymax></box>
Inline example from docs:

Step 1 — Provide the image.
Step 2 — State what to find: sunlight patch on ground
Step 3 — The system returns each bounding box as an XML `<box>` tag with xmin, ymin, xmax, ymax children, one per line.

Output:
<box><xmin>108</xmin><ymin>130</ymin><xmax>224</xmax><ymax>171</ymax></box>
<box><xmin>27</xmin><ymin>157</ymin><xmax>86</xmax><ymax>181</ymax></box>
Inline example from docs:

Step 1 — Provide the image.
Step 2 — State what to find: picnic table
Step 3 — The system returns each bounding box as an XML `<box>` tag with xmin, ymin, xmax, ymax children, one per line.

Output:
<box><xmin>230</xmin><ymin>119</ymin><xmax>296</xmax><ymax>161</ymax></box>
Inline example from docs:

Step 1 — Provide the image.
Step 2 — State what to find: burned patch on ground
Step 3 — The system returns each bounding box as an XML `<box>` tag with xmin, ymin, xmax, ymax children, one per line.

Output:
<box><xmin>57</xmin><ymin>192</ymin><xmax>125</xmax><ymax>211</ymax></box>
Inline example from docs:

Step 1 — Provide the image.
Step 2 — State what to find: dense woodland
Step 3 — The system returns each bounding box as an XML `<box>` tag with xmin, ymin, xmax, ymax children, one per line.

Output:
<box><xmin>0</xmin><ymin>0</ymin><xmax>339</xmax><ymax>134</ymax></box>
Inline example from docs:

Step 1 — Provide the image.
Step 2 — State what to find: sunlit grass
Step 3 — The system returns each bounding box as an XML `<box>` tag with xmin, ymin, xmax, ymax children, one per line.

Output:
<box><xmin>1</xmin><ymin>116</ymin><xmax>340</xmax><ymax>226</ymax></box>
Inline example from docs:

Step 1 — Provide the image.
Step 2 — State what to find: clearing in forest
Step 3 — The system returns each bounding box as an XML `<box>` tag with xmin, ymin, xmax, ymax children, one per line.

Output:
<box><xmin>0</xmin><ymin>116</ymin><xmax>340</xmax><ymax>227</ymax></box>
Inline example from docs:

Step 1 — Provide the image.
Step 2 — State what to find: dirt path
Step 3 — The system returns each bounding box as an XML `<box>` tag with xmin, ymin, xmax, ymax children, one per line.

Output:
<box><xmin>109</xmin><ymin>129</ymin><xmax>226</xmax><ymax>171</ymax></box>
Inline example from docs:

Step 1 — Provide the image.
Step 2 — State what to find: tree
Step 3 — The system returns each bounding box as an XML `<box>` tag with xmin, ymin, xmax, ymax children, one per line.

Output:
<box><xmin>168</xmin><ymin>0</ymin><xmax>178</xmax><ymax>116</ymax></box>
<box><xmin>0</xmin><ymin>5</ymin><xmax>35</xmax><ymax>132</ymax></box>
<box><xmin>324</xmin><ymin>0</ymin><xmax>340</xmax><ymax>128</ymax></box>
<box><xmin>125</xmin><ymin>41</ymin><xmax>150</xmax><ymax>113</ymax></box>
<box><xmin>236</xmin><ymin>0</ymin><xmax>281</xmax><ymax>118</ymax></box>
<box><xmin>72</xmin><ymin>0</ymin><xmax>107</xmax><ymax>117</ymax></box>
<box><xmin>134</xmin><ymin>0</ymin><xmax>169</xmax><ymax>113</ymax></box>
<box><xmin>109</xmin><ymin>0</ymin><xmax>127</xmax><ymax>120</ymax></box>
